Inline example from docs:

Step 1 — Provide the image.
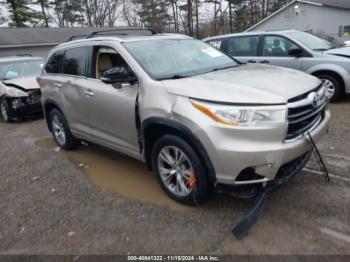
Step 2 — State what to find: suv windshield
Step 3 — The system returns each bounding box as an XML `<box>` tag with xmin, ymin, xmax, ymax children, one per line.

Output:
<box><xmin>286</xmin><ymin>31</ymin><xmax>334</xmax><ymax>51</ymax></box>
<box><xmin>0</xmin><ymin>59</ymin><xmax>44</xmax><ymax>80</ymax></box>
<box><xmin>124</xmin><ymin>39</ymin><xmax>238</xmax><ymax>80</ymax></box>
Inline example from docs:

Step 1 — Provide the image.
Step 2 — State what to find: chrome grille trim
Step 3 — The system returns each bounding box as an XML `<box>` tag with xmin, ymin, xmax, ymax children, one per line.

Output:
<box><xmin>285</xmin><ymin>85</ymin><xmax>327</xmax><ymax>142</ymax></box>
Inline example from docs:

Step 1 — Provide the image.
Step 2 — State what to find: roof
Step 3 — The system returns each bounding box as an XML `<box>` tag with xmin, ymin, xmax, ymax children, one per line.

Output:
<box><xmin>312</xmin><ymin>0</ymin><xmax>350</xmax><ymax>9</ymax></box>
<box><xmin>0</xmin><ymin>27</ymin><xmax>154</xmax><ymax>48</ymax></box>
<box><xmin>246</xmin><ymin>0</ymin><xmax>350</xmax><ymax>32</ymax></box>
<box><xmin>203</xmin><ymin>30</ymin><xmax>295</xmax><ymax>41</ymax></box>
<box><xmin>0</xmin><ymin>56</ymin><xmax>44</xmax><ymax>63</ymax></box>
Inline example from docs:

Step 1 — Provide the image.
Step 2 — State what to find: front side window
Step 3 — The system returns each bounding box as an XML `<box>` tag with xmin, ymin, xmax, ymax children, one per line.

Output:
<box><xmin>62</xmin><ymin>47</ymin><xmax>89</xmax><ymax>76</ymax></box>
<box><xmin>263</xmin><ymin>36</ymin><xmax>299</xmax><ymax>57</ymax></box>
<box><xmin>0</xmin><ymin>59</ymin><xmax>44</xmax><ymax>80</ymax></box>
<box><xmin>93</xmin><ymin>47</ymin><xmax>132</xmax><ymax>79</ymax></box>
<box><xmin>124</xmin><ymin>39</ymin><xmax>237</xmax><ymax>80</ymax></box>
<box><xmin>226</xmin><ymin>36</ymin><xmax>259</xmax><ymax>57</ymax></box>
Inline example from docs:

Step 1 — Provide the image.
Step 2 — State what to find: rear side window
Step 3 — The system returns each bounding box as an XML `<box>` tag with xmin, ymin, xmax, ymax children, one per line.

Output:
<box><xmin>62</xmin><ymin>47</ymin><xmax>89</xmax><ymax>76</ymax></box>
<box><xmin>227</xmin><ymin>36</ymin><xmax>259</xmax><ymax>57</ymax></box>
<box><xmin>45</xmin><ymin>52</ymin><xmax>62</xmax><ymax>73</ymax></box>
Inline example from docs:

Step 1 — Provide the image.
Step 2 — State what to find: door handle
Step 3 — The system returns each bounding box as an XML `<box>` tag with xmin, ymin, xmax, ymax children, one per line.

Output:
<box><xmin>53</xmin><ymin>83</ymin><xmax>62</xmax><ymax>87</ymax></box>
<box><xmin>260</xmin><ymin>60</ymin><xmax>270</xmax><ymax>64</ymax></box>
<box><xmin>247</xmin><ymin>60</ymin><xmax>256</xmax><ymax>63</ymax></box>
<box><xmin>84</xmin><ymin>90</ymin><xmax>95</xmax><ymax>97</ymax></box>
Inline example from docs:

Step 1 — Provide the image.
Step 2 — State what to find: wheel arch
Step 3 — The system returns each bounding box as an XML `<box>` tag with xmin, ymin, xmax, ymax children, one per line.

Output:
<box><xmin>43</xmin><ymin>99</ymin><xmax>63</xmax><ymax>131</ymax></box>
<box><xmin>141</xmin><ymin>117</ymin><xmax>216</xmax><ymax>183</ymax></box>
<box><xmin>307</xmin><ymin>65</ymin><xmax>348</xmax><ymax>91</ymax></box>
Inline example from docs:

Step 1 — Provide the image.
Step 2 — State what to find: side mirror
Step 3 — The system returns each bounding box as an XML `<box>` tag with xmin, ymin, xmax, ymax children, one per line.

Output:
<box><xmin>101</xmin><ymin>67</ymin><xmax>138</xmax><ymax>84</ymax></box>
<box><xmin>288</xmin><ymin>48</ymin><xmax>304</xmax><ymax>57</ymax></box>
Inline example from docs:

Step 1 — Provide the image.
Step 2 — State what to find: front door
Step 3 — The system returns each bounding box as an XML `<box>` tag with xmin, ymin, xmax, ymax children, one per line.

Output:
<box><xmin>83</xmin><ymin>46</ymin><xmax>140</xmax><ymax>156</ymax></box>
<box><xmin>257</xmin><ymin>35</ymin><xmax>303</xmax><ymax>70</ymax></box>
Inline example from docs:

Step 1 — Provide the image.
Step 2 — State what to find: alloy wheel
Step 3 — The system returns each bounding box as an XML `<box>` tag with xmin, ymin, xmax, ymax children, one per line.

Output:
<box><xmin>157</xmin><ymin>146</ymin><xmax>195</xmax><ymax>197</ymax></box>
<box><xmin>52</xmin><ymin>115</ymin><xmax>66</xmax><ymax>146</ymax></box>
<box><xmin>322</xmin><ymin>79</ymin><xmax>335</xmax><ymax>99</ymax></box>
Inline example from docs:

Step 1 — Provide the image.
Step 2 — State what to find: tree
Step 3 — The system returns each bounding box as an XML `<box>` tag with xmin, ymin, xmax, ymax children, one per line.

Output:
<box><xmin>5</xmin><ymin>0</ymin><xmax>43</xmax><ymax>27</ymax></box>
<box><xmin>187</xmin><ymin>0</ymin><xmax>193</xmax><ymax>36</ymax></box>
<box><xmin>36</xmin><ymin>0</ymin><xmax>50</xmax><ymax>27</ymax></box>
<box><xmin>133</xmin><ymin>0</ymin><xmax>171</xmax><ymax>32</ymax></box>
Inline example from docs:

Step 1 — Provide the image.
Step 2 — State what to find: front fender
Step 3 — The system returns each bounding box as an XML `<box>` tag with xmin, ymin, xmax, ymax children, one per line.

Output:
<box><xmin>306</xmin><ymin>63</ymin><xmax>350</xmax><ymax>92</ymax></box>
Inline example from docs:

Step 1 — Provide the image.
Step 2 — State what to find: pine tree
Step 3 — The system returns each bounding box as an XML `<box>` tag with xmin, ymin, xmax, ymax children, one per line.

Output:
<box><xmin>6</xmin><ymin>0</ymin><xmax>43</xmax><ymax>27</ymax></box>
<box><xmin>133</xmin><ymin>0</ymin><xmax>171</xmax><ymax>32</ymax></box>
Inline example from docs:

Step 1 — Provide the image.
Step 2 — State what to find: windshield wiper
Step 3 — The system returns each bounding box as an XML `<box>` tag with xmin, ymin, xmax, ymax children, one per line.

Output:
<box><xmin>158</xmin><ymin>74</ymin><xmax>188</xmax><ymax>81</ymax></box>
<box><xmin>207</xmin><ymin>65</ymin><xmax>237</xmax><ymax>74</ymax></box>
<box><xmin>313</xmin><ymin>47</ymin><xmax>336</xmax><ymax>51</ymax></box>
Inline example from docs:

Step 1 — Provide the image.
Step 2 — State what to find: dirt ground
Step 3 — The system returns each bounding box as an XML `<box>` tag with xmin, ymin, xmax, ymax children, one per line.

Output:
<box><xmin>0</xmin><ymin>98</ymin><xmax>349</xmax><ymax>255</ymax></box>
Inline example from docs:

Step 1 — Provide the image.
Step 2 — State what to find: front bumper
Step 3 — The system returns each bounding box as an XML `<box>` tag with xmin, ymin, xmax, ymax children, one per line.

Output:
<box><xmin>7</xmin><ymin>97</ymin><xmax>43</xmax><ymax>120</ymax></box>
<box><xmin>199</xmin><ymin>110</ymin><xmax>331</xmax><ymax>185</ymax></box>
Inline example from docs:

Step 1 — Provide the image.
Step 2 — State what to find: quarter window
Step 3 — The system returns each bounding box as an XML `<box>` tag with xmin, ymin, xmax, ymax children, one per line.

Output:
<box><xmin>62</xmin><ymin>47</ymin><xmax>89</xmax><ymax>76</ymax></box>
<box><xmin>263</xmin><ymin>36</ymin><xmax>299</xmax><ymax>57</ymax></box>
<box><xmin>45</xmin><ymin>52</ymin><xmax>62</xmax><ymax>74</ymax></box>
<box><xmin>226</xmin><ymin>36</ymin><xmax>259</xmax><ymax>57</ymax></box>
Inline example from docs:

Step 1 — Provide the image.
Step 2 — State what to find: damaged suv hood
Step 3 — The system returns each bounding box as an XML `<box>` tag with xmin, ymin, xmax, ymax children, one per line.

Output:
<box><xmin>324</xmin><ymin>46</ymin><xmax>350</xmax><ymax>57</ymax></box>
<box><xmin>162</xmin><ymin>64</ymin><xmax>321</xmax><ymax>104</ymax></box>
<box><xmin>3</xmin><ymin>77</ymin><xmax>40</xmax><ymax>90</ymax></box>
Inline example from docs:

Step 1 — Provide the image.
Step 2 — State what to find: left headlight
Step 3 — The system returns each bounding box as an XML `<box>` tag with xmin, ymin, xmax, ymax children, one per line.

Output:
<box><xmin>4</xmin><ymin>86</ymin><xmax>28</xmax><ymax>98</ymax></box>
<box><xmin>191</xmin><ymin>100</ymin><xmax>287</xmax><ymax>126</ymax></box>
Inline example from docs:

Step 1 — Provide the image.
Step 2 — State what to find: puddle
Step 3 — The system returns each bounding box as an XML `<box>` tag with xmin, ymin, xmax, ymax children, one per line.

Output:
<box><xmin>35</xmin><ymin>138</ymin><xmax>191</xmax><ymax>212</ymax></box>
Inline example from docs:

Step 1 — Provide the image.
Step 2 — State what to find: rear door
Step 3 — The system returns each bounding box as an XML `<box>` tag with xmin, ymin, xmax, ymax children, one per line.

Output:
<box><xmin>257</xmin><ymin>35</ymin><xmax>303</xmax><ymax>70</ymax></box>
<box><xmin>225</xmin><ymin>35</ymin><xmax>260</xmax><ymax>64</ymax></box>
<box><xmin>59</xmin><ymin>46</ymin><xmax>92</xmax><ymax>139</ymax></box>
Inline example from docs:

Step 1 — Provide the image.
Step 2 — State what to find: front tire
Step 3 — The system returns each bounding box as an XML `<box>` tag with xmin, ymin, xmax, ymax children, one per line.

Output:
<box><xmin>318</xmin><ymin>74</ymin><xmax>343</xmax><ymax>102</ymax></box>
<box><xmin>49</xmin><ymin>108</ymin><xmax>79</xmax><ymax>150</ymax></box>
<box><xmin>151</xmin><ymin>135</ymin><xmax>210</xmax><ymax>206</ymax></box>
<box><xmin>0</xmin><ymin>98</ymin><xmax>12</xmax><ymax>123</ymax></box>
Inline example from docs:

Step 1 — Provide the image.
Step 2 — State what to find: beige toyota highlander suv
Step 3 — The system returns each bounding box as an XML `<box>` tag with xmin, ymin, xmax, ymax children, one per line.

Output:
<box><xmin>39</xmin><ymin>29</ymin><xmax>331</xmax><ymax>206</ymax></box>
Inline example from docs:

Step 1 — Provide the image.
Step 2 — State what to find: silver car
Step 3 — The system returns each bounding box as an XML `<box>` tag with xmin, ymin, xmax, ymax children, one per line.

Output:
<box><xmin>39</xmin><ymin>30</ymin><xmax>330</xmax><ymax>205</ymax></box>
<box><xmin>204</xmin><ymin>30</ymin><xmax>350</xmax><ymax>101</ymax></box>
<box><xmin>0</xmin><ymin>56</ymin><xmax>44</xmax><ymax>122</ymax></box>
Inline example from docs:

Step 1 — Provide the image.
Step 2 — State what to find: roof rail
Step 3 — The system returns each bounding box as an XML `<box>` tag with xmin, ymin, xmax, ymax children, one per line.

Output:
<box><xmin>65</xmin><ymin>35</ymin><xmax>88</xmax><ymax>42</ymax></box>
<box><xmin>86</xmin><ymin>28</ymin><xmax>157</xmax><ymax>38</ymax></box>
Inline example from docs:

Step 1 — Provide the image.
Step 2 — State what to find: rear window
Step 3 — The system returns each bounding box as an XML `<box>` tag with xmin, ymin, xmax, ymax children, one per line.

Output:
<box><xmin>45</xmin><ymin>52</ymin><xmax>62</xmax><ymax>74</ymax></box>
<box><xmin>62</xmin><ymin>47</ymin><xmax>89</xmax><ymax>76</ymax></box>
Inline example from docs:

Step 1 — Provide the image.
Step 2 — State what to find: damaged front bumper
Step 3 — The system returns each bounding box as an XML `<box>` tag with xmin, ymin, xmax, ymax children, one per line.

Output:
<box><xmin>206</xmin><ymin>110</ymin><xmax>330</xmax><ymax>186</ymax></box>
<box><xmin>5</xmin><ymin>90</ymin><xmax>42</xmax><ymax>120</ymax></box>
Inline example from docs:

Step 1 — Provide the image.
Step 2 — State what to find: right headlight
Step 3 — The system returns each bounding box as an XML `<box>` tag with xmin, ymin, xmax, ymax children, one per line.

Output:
<box><xmin>4</xmin><ymin>86</ymin><xmax>28</xmax><ymax>98</ymax></box>
<box><xmin>191</xmin><ymin>99</ymin><xmax>287</xmax><ymax>127</ymax></box>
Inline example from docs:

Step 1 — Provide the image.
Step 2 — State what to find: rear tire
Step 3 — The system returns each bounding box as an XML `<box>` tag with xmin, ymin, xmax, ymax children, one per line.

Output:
<box><xmin>0</xmin><ymin>98</ymin><xmax>12</xmax><ymax>123</ymax></box>
<box><xmin>151</xmin><ymin>135</ymin><xmax>210</xmax><ymax>206</ymax></box>
<box><xmin>317</xmin><ymin>74</ymin><xmax>343</xmax><ymax>102</ymax></box>
<box><xmin>49</xmin><ymin>108</ymin><xmax>79</xmax><ymax>150</ymax></box>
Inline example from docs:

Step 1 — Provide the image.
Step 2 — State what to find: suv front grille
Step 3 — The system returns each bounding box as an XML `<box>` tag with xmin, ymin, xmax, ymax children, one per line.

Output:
<box><xmin>286</xmin><ymin>85</ymin><xmax>327</xmax><ymax>142</ymax></box>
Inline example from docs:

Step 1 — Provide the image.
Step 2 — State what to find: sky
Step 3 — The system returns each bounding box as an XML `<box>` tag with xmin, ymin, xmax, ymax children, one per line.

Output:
<box><xmin>0</xmin><ymin>1</ymin><xmax>226</xmax><ymax>28</ymax></box>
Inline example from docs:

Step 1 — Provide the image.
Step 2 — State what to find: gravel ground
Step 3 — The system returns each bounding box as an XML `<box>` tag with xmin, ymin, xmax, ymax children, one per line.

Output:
<box><xmin>0</xmin><ymin>98</ymin><xmax>349</xmax><ymax>255</ymax></box>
